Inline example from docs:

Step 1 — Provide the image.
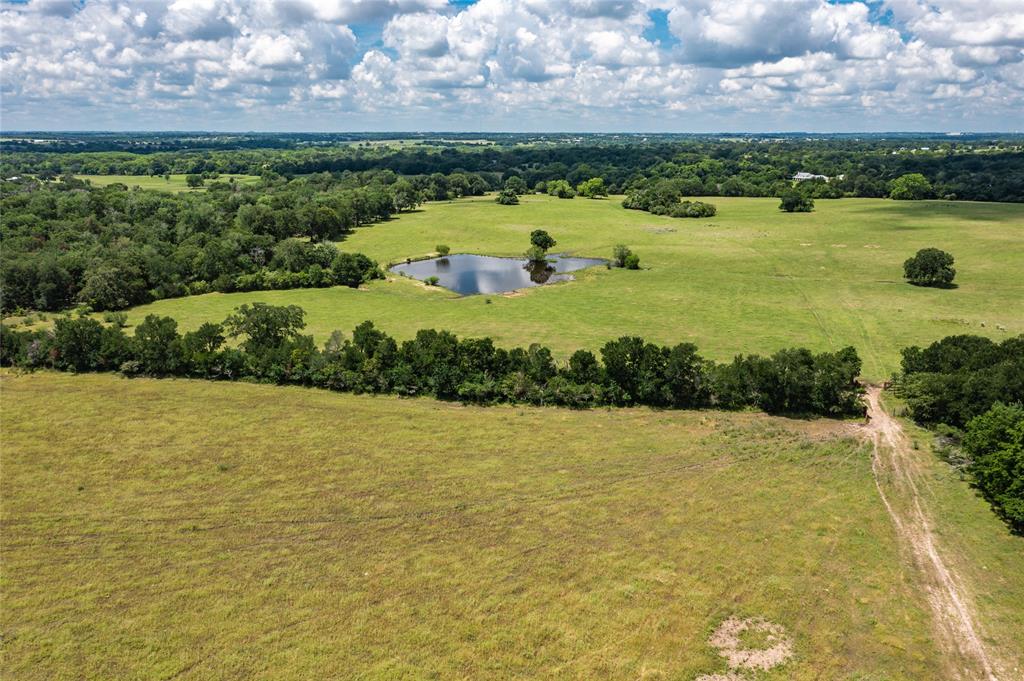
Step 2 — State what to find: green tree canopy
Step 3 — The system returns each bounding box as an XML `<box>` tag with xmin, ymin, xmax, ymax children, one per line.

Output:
<box><xmin>904</xmin><ymin>247</ymin><xmax>955</xmax><ymax>287</ymax></box>
<box><xmin>889</xmin><ymin>173</ymin><xmax>933</xmax><ymax>200</ymax></box>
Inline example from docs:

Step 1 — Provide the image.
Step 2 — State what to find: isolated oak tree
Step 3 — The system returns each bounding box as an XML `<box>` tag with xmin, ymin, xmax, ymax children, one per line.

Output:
<box><xmin>904</xmin><ymin>248</ymin><xmax>956</xmax><ymax>287</ymax></box>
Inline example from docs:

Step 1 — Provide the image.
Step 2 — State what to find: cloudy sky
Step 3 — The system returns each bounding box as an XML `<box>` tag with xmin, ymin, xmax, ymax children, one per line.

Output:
<box><xmin>1</xmin><ymin>0</ymin><xmax>1022</xmax><ymax>132</ymax></box>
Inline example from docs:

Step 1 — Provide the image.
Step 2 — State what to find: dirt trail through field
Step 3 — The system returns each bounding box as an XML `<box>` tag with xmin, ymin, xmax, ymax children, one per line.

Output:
<box><xmin>863</xmin><ymin>386</ymin><xmax>1000</xmax><ymax>681</ymax></box>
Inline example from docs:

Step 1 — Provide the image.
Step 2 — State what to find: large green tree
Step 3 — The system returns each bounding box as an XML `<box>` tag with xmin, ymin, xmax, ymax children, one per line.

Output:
<box><xmin>889</xmin><ymin>173</ymin><xmax>933</xmax><ymax>200</ymax></box>
<box><xmin>904</xmin><ymin>248</ymin><xmax>955</xmax><ymax>287</ymax></box>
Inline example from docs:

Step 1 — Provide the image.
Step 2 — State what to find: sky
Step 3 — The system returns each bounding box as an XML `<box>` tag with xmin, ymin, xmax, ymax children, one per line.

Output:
<box><xmin>1</xmin><ymin>0</ymin><xmax>1022</xmax><ymax>132</ymax></box>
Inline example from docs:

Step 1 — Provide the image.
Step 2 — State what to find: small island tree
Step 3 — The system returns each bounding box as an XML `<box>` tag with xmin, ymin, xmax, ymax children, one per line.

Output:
<box><xmin>904</xmin><ymin>248</ymin><xmax>956</xmax><ymax>287</ymax></box>
<box><xmin>527</xmin><ymin>229</ymin><xmax>556</xmax><ymax>262</ymax></box>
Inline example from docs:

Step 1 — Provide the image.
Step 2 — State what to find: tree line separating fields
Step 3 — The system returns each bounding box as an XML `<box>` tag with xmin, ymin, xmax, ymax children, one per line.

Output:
<box><xmin>0</xmin><ymin>302</ymin><xmax>865</xmax><ymax>417</ymax></box>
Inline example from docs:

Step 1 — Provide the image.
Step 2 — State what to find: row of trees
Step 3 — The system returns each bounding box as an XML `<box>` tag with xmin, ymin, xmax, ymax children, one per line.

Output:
<box><xmin>898</xmin><ymin>334</ymin><xmax>1023</xmax><ymax>429</ymax></box>
<box><xmin>0</xmin><ymin>169</ymin><xmax>489</xmax><ymax>313</ymax></box>
<box><xmin>1</xmin><ymin>303</ymin><xmax>865</xmax><ymax>416</ymax></box>
<box><xmin>622</xmin><ymin>179</ymin><xmax>717</xmax><ymax>217</ymax></box>
<box><xmin>895</xmin><ymin>334</ymin><xmax>1023</xmax><ymax>532</ymax></box>
<box><xmin>5</xmin><ymin>137</ymin><xmax>1020</xmax><ymax>202</ymax></box>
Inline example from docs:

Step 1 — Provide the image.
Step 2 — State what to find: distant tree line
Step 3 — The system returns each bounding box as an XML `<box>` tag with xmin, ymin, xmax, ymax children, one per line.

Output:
<box><xmin>0</xmin><ymin>303</ymin><xmax>865</xmax><ymax>417</ymax></box>
<box><xmin>895</xmin><ymin>334</ymin><xmax>1024</xmax><ymax>532</ymax></box>
<box><xmin>0</xmin><ymin>170</ymin><xmax>490</xmax><ymax>314</ymax></box>
<box><xmin>4</xmin><ymin>137</ymin><xmax>1021</xmax><ymax>202</ymax></box>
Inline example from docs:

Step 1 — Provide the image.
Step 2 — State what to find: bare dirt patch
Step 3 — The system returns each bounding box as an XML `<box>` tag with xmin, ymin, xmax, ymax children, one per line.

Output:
<box><xmin>696</xmin><ymin>617</ymin><xmax>793</xmax><ymax>680</ymax></box>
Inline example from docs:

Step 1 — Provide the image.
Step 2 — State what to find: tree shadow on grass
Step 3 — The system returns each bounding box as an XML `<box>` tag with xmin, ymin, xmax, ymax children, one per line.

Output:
<box><xmin>908</xmin><ymin>281</ymin><xmax>960</xmax><ymax>290</ymax></box>
<box><xmin>845</xmin><ymin>200</ymin><xmax>1020</xmax><ymax>225</ymax></box>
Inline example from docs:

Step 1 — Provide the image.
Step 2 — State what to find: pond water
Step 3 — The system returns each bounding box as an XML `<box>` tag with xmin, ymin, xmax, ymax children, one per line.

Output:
<box><xmin>390</xmin><ymin>253</ymin><xmax>606</xmax><ymax>295</ymax></box>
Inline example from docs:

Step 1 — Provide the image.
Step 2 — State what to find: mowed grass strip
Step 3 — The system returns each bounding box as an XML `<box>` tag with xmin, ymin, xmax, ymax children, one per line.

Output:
<box><xmin>76</xmin><ymin>174</ymin><xmax>261</xmax><ymax>192</ymax></box>
<box><xmin>1</xmin><ymin>372</ymin><xmax>947</xmax><ymax>680</ymax></box>
<box><xmin>125</xmin><ymin>195</ymin><xmax>1024</xmax><ymax>381</ymax></box>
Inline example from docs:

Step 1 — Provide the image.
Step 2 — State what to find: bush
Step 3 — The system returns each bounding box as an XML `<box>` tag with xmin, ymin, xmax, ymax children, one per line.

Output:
<box><xmin>524</xmin><ymin>245</ymin><xmax>548</xmax><ymax>263</ymax></box>
<box><xmin>495</xmin><ymin>188</ymin><xmax>519</xmax><ymax>205</ymax></box>
<box><xmin>612</xmin><ymin>244</ymin><xmax>632</xmax><ymax>268</ymax></box>
<box><xmin>425</xmin><ymin>276</ymin><xmax>440</xmax><ymax>286</ymax></box>
<box><xmin>436</xmin><ymin>244</ymin><xmax>451</xmax><ymax>256</ymax></box>
<box><xmin>624</xmin><ymin>253</ymin><xmax>640</xmax><ymax>270</ymax></box>
<box><xmin>904</xmin><ymin>248</ymin><xmax>955</xmax><ymax>287</ymax></box>
<box><xmin>103</xmin><ymin>311</ymin><xmax>129</xmax><ymax>327</ymax></box>
<box><xmin>779</xmin><ymin>192</ymin><xmax>814</xmax><ymax>212</ymax></box>
<box><xmin>547</xmin><ymin>180</ymin><xmax>576</xmax><ymax>199</ymax></box>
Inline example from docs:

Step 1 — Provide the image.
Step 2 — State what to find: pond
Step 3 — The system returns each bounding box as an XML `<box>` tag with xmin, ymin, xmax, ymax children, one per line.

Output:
<box><xmin>390</xmin><ymin>253</ymin><xmax>606</xmax><ymax>295</ymax></box>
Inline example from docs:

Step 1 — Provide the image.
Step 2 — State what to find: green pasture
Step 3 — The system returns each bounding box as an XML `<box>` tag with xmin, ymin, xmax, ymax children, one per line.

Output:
<box><xmin>9</xmin><ymin>371</ymin><xmax>1021</xmax><ymax>679</ymax></box>
<box><xmin>125</xmin><ymin>195</ymin><xmax>1023</xmax><ymax>381</ymax></box>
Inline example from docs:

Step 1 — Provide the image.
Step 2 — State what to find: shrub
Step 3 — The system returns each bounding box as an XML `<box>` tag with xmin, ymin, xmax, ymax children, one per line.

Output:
<box><xmin>495</xmin><ymin>188</ymin><xmax>519</xmax><ymax>205</ymax></box>
<box><xmin>524</xmin><ymin>245</ymin><xmax>548</xmax><ymax>263</ymax></box>
<box><xmin>612</xmin><ymin>244</ymin><xmax>632</xmax><ymax>267</ymax></box>
<box><xmin>904</xmin><ymin>248</ymin><xmax>955</xmax><ymax>287</ymax></box>
<box><xmin>624</xmin><ymin>253</ymin><xmax>640</xmax><ymax>270</ymax></box>
<box><xmin>779</xmin><ymin>192</ymin><xmax>814</xmax><ymax>212</ymax></box>
<box><xmin>2</xmin><ymin>304</ymin><xmax>867</xmax><ymax>418</ymax></box>
<box><xmin>425</xmin><ymin>275</ymin><xmax>440</xmax><ymax>286</ymax></box>
<box><xmin>103</xmin><ymin>311</ymin><xmax>129</xmax><ymax>327</ymax></box>
<box><xmin>436</xmin><ymin>244</ymin><xmax>451</xmax><ymax>256</ymax></box>
<box><xmin>547</xmin><ymin>180</ymin><xmax>576</xmax><ymax>199</ymax></box>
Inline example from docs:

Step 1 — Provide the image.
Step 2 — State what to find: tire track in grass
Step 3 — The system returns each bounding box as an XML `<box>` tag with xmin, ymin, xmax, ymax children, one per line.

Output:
<box><xmin>864</xmin><ymin>387</ymin><xmax>1000</xmax><ymax>681</ymax></box>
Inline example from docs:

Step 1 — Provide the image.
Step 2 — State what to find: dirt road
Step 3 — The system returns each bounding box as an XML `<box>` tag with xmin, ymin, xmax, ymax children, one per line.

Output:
<box><xmin>863</xmin><ymin>386</ymin><xmax>1000</xmax><ymax>681</ymax></box>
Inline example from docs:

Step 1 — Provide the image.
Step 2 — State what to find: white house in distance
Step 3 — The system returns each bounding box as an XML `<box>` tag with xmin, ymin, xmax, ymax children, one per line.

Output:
<box><xmin>792</xmin><ymin>171</ymin><xmax>829</xmax><ymax>181</ymax></box>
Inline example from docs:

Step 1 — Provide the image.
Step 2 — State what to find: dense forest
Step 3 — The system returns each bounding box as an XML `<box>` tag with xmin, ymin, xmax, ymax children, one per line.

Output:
<box><xmin>0</xmin><ymin>170</ymin><xmax>490</xmax><ymax>313</ymax></box>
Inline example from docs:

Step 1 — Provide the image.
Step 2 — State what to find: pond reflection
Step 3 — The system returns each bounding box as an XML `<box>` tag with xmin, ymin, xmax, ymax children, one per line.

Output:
<box><xmin>390</xmin><ymin>253</ymin><xmax>605</xmax><ymax>295</ymax></box>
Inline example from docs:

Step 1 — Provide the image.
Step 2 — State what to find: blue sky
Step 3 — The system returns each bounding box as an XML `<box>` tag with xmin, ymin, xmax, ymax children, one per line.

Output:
<box><xmin>1</xmin><ymin>0</ymin><xmax>1022</xmax><ymax>132</ymax></box>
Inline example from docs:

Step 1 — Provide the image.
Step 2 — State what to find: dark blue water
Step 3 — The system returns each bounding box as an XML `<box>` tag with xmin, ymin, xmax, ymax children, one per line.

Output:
<box><xmin>390</xmin><ymin>253</ymin><xmax>606</xmax><ymax>295</ymax></box>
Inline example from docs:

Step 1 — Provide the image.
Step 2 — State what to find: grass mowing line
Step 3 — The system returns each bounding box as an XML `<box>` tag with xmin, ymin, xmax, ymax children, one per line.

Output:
<box><xmin>719</xmin><ymin>231</ymin><xmax>838</xmax><ymax>351</ymax></box>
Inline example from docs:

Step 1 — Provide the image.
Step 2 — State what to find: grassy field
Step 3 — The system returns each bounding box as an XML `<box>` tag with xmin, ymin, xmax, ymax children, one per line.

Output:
<box><xmin>124</xmin><ymin>195</ymin><xmax>1024</xmax><ymax>381</ymax></box>
<box><xmin>7</xmin><ymin>371</ymin><xmax>1022</xmax><ymax>679</ymax></box>
<box><xmin>76</xmin><ymin>174</ymin><xmax>261</xmax><ymax>192</ymax></box>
